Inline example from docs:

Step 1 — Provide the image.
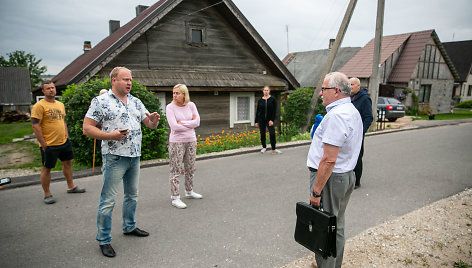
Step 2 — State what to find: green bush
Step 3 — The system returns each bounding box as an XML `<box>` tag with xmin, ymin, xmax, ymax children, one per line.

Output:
<box><xmin>406</xmin><ymin>92</ymin><xmax>419</xmax><ymax>116</ymax></box>
<box><xmin>282</xmin><ymin>87</ymin><xmax>325</xmax><ymax>132</ymax></box>
<box><xmin>61</xmin><ymin>77</ymin><xmax>168</xmax><ymax>167</ymax></box>
<box><xmin>455</xmin><ymin>100</ymin><xmax>472</xmax><ymax>109</ymax></box>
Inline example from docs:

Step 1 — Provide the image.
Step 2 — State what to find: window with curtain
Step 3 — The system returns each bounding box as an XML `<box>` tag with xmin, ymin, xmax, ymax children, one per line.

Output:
<box><xmin>237</xmin><ymin>96</ymin><xmax>250</xmax><ymax>121</ymax></box>
<box><xmin>229</xmin><ymin>92</ymin><xmax>255</xmax><ymax>128</ymax></box>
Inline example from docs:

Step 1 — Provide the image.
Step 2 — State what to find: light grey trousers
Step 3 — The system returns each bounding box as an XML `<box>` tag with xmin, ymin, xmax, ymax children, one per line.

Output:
<box><xmin>310</xmin><ymin>170</ymin><xmax>355</xmax><ymax>268</ymax></box>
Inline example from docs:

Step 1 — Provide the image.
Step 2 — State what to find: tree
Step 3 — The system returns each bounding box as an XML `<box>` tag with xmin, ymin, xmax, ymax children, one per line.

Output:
<box><xmin>282</xmin><ymin>87</ymin><xmax>325</xmax><ymax>132</ymax></box>
<box><xmin>0</xmin><ymin>50</ymin><xmax>47</xmax><ymax>88</ymax></box>
<box><xmin>61</xmin><ymin>77</ymin><xmax>169</xmax><ymax>166</ymax></box>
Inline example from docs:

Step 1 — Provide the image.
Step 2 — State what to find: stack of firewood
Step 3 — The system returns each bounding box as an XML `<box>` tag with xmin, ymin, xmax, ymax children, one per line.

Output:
<box><xmin>0</xmin><ymin>110</ymin><xmax>31</xmax><ymax>123</ymax></box>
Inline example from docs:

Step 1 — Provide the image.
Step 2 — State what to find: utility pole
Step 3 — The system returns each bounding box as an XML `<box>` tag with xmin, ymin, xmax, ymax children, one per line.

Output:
<box><xmin>286</xmin><ymin>25</ymin><xmax>289</xmax><ymax>55</ymax></box>
<box><xmin>368</xmin><ymin>0</ymin><xmax>385</xmax><ymax>131</ymax></box>
<box><xmin>301</xmin><ymin>0</ymin><xmax>358</xmax><ymax>133</ymax></box>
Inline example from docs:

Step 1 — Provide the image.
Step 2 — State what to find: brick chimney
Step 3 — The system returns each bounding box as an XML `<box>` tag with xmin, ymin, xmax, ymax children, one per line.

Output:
<box><xmin>136</xmin><ymin>5</ymin><xmax>149</xmax><ymax>16</ymax></box>
<box><xmin>329</xmin><ymin>39</ymin><xmax>335</xmax><ymax>50</ymax></box>
<box><xmin>109</xmin><ymin>20</ymin><xmax>120</xmax><ymax>35</ymax></box>
<box><xmin>83</xmin><ymin>41</ymin><xmax>91</xmax><ymax>53</ymax></box>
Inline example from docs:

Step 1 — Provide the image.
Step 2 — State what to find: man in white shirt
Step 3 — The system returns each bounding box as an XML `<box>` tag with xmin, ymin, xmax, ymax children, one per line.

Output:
<box><xmin>307</xmin><ymin>72</ymin><xmax>363</xmax><ymax>268</ymax></box>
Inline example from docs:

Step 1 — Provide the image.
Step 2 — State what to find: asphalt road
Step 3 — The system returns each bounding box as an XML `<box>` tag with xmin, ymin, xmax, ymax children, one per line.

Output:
<box><xmin>0</xmin><ymin>122</ymin><xmax>471</xmax><ymax>267</ymax></box>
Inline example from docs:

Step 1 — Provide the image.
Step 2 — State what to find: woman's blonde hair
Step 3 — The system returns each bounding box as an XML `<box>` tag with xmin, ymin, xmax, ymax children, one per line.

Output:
<box><xmin>173</xmin><ymin>84</ymin><xmax>190</xmax><ymax>104</ymax></box>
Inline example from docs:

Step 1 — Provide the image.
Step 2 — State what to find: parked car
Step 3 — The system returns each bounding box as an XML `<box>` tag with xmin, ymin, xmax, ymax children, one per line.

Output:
<box><xmin>377</xmin><ymin>96</ymin><xmax>405</xmax><ymax>122</ymax></box>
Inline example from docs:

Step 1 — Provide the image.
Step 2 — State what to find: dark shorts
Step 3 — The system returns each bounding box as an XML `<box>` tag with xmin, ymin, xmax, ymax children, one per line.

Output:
<box><xmin>40</xmin><ymin>139</ymin><xmax>74</xmax><ymax>169</ymax></box>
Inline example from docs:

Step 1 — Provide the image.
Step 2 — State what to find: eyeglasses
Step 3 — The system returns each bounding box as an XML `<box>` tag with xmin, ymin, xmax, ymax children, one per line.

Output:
<box><xmin>321</xmin><ymin>87</ymin><xmax>337</xmax><ymax>93</ymax></box>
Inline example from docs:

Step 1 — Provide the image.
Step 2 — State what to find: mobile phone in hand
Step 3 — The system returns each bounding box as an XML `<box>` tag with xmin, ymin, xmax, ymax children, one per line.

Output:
<box><xmin>120</xmin><ymin>129</ymin><xmax>128</xmax><ymax>133</ymax></box>
<box><xmin>0</xmin><ymin>177</ymin><xmax>11</xmax><ymax>186</ymax></box>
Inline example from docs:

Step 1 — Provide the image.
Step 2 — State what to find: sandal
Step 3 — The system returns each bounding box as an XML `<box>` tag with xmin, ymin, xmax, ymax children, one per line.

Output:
<box><xmin>44</xmin><ymin>195</ymin><xmax>56</xmax><ymax>204</ymax></box>
<box><xmin>67</xmin><ymin>186</ymin><xmax>86</xmax><ymax>193</ymax></box>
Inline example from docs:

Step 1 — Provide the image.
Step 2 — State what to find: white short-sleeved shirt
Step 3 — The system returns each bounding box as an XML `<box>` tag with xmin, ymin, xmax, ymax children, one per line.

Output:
<box><xmin>307</xmin><ymin>97</ymin><xmax>363</xmax><ymax>173</ymax></box>
<box><xmin>85</xmin><ymin>89</ymin><xmax>149</xmax><ymax>157</ymax></box>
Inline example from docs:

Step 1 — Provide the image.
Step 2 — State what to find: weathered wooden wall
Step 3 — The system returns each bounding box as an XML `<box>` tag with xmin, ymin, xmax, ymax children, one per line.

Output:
<box><xmin>100</xmin><ymin>0</ymin><xmax>267</xmax><ymax>76</ymax></box>
<box><xmin>160</xmin><ymin>91</ymin><xmax>281</xmax><ymax>138</ymax></box>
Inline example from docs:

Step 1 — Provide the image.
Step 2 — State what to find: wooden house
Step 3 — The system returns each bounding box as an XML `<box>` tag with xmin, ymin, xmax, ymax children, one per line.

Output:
<box><xmin>39</xmin><ymin>0</ymin><xmax>299</xmax><ymax>136</ymax></box>
<box><xmin>339</xmin><ymin>30</ymin><xmax>460</xmax><ymax>114</ymax></box>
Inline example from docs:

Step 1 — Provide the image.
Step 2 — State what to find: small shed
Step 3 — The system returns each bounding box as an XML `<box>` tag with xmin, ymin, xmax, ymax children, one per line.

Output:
<box><xmin>0</xmin><ymin>67</ymin><xmax>32</xmax><ymax>113</ymax></box>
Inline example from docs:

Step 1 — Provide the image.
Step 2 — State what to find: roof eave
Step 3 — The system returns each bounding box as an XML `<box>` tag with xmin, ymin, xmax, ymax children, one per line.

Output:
<box><xmin>222</xmin><ymin>0</ymin><xmax>299</xmax><ymax>90</ymax></box>
<box><xmin>432</xmin><ymin>31</ymin><xmax>461</xmax><ymax>81</ymax></box>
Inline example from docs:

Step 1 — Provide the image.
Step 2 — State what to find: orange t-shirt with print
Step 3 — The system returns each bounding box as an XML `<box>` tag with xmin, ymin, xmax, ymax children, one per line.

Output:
<box><xmin>31</xmin><ymin>99</ymin><xmax>67</xmax><ymax>146</ymax></box>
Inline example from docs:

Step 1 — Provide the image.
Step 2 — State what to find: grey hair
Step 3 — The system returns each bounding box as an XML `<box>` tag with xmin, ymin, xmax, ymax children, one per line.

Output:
<box><xmin>325</xmin><ymin>72</ymin><xmax>351</xmax><ymax>96</ymax></box>
<box><xmin>41</xmin><ymin>80</ymin><xmax>54</xmax><ymax>89</ymax></box>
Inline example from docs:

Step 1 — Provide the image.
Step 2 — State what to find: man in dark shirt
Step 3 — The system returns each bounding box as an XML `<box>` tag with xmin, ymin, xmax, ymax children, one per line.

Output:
<box><xmin>349</xmin><ymin>77</ymin><xmax>373</xmax><ymax>189</ymax></box>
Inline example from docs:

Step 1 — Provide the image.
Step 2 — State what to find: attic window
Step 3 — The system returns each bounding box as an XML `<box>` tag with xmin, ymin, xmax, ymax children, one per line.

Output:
<box><xmin>186</xmin><ymin>19</ymin><xmax>207</xmax><ymax>47</ymax></box>
<box><xmin>192</xmin><ymin>29</ymin><xmax>203</xmax><ymax>43</ymax></box>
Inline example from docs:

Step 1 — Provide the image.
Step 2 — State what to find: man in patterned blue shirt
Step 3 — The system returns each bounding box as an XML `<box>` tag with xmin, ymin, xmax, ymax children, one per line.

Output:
<box><xmin>83</xmin><ymin>67</ymin><xmax>160</xmax><ymax>258</ymax></box>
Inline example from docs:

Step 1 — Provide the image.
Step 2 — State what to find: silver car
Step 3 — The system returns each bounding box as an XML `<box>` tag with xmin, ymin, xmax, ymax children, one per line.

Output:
<box><xmin>377</xmin><ymin>97</ymin><xmax>406</xmax><ymax>122</ymax></box>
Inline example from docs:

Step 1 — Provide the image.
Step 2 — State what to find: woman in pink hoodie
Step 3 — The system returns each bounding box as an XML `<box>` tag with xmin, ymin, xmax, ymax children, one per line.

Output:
<box><xmin>166</xmin><ymin>84</ymin><xmax>202</xmax><ymax>209</ymax></box>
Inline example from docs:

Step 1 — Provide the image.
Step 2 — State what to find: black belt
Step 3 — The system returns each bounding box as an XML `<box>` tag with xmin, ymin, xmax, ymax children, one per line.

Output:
<box><xmin>308</xmin><ymin>167</ymin><xmax>318</xmax><ymax>172</ymax></box>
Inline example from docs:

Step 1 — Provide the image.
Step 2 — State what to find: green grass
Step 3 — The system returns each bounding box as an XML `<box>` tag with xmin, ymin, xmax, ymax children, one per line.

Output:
<box><xmin>0</xmin><ymin>141</ymin><xmax>42</xmax><ymax>170</ymax></box>
<box><xmin>412</xmin><ymin>110</ymin><xmax>472</xmax><ymax>121</ymax></box>
<box><xmin>0</xmin><ymin>122</ymin><xmax>33</xmax><ymax>145</ymax></box>
<box><xmin>0</xmin><ymin>122</ymin><xmax>88</xmax><ymax>171</ymax></box>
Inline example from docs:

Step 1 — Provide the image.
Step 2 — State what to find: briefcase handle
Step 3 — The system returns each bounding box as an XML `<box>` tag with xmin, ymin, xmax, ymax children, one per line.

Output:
<box><xmin>310</xmin><ymin>198</ymin><xmax>325</xmax><ymax>212</ymax></box>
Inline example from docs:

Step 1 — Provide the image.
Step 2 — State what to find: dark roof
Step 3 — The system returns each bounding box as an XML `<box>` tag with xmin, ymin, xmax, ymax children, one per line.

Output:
<box><xmin>50</xmin><ymin>0</ymin><xmax>299</xmax><ymax>91</ymax></box>
<box><xmin>133</xmin><ymin>70</ymin><xmax>287</xmax><ymax>88</ymax></box>
<box><xmin>338</xmin><ymin>29</ymin><xmax>459</xmax><ymax>82</ymax></box>
<box><xmin>0</xmin><ymin>67</ymin><xmax>31</xmax><ymax>105</ymax></box>
<box><xmin>443</xmin><ymin>40</ymin><xmax>472</xmax><ymax>82</ymax></box>
<box><xmin>284</xmin><ymin>47</ymin><xmax>361</xmax><ymax>87</ymax></box>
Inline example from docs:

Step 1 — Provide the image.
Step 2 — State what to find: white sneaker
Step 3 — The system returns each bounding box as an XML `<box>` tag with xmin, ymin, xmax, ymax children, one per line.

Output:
<box><xmin>272</xmin><ymin>149</ymin><xmax>282</xmax><ymax>154</ymax></box>
<box><xmin>171</xmin><ymin>198</ymin><xmax>187</xmax><ymax>209</ymax></box>
<box><xmin>185</xmin><ymin>191</ymin><xmax>203</xmax><ymax>199</ymax></box>
<box><xmin>260</xmin><ymin>148</ymin><xmax>267</xmax><ymax>153</ymax></box>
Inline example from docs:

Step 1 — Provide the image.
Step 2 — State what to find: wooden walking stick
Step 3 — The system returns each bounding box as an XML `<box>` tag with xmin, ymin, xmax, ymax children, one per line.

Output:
<box><xmin>93</xmin><ymin>139</ymin><xmax>96</xmax><ymax>172</ymax></box>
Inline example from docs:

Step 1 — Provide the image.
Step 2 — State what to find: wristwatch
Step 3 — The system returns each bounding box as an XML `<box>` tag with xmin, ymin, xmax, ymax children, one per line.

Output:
<box><xmin>312</xmin><ymin>191</ymin><xmax>321</xmax><ymax>198</ymax></box>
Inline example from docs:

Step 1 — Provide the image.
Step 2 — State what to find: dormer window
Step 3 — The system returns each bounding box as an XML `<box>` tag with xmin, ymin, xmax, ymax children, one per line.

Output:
<box><xmin>186</xmin><ymin>19</ymin><xmax>207</xmax><ymax>47</ymax></box>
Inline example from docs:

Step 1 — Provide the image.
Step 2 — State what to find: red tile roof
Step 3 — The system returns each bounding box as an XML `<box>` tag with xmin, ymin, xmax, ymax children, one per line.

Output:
<box><xmin>388</xmin><ymin>30</ymin><xmax>434</xmax><ymax>82</ymax></box>
<box><xmin>339</xmin><ymin>29</ymin><xmax>459</xmax><ymax>83</ymax></box>
<box><xmin>338</xmin><ymin>32</ymin><xmax>413</xmax><ymax>78</ymax></box>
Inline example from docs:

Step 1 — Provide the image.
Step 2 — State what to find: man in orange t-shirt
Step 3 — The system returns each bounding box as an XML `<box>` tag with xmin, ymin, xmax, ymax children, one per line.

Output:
<box><xmin>31</xmin><ymin>81</ymin><xmax>85</xmax><ymax>204</ymax></box>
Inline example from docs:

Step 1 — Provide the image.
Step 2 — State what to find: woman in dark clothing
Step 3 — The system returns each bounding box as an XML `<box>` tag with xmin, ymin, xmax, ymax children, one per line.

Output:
<box><xmin>255</xmin><ymin>86</ymin><xmax>282</xmax><ymax>154</ymax></box>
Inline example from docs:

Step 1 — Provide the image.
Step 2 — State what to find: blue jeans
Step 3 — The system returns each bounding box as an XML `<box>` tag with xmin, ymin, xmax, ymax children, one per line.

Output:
<box><xmin>96</xmin><ymin>154</ymin><xmax>140</xmax><ymax>245</ymax></box>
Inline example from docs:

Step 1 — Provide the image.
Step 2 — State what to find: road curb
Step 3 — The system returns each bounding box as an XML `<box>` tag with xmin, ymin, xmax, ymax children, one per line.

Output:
<box><xmin>3</xmin><ymin>119</ymin><xmax>471</xmax><ymax>190</ymax></box>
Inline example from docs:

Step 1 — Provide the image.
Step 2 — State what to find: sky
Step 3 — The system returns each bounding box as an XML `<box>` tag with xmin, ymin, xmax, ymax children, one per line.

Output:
<box><xmin>1</xmin><ymin>0</ymin><xmax>471</xmax><ymax>75</ymax></box>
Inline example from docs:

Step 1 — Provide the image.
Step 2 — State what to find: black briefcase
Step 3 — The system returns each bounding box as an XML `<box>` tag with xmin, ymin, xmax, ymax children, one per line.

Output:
<box><xmin>294</xmin><ymin>201</ymin><xmax>337</xmax><ymax>259</ymax></box>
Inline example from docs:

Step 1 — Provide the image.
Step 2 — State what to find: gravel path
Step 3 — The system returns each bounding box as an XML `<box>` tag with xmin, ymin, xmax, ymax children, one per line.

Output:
<box><xmin>281</xmin><ymin>188</ymin><xmax>472</xmax><ymax>267</ymax></box>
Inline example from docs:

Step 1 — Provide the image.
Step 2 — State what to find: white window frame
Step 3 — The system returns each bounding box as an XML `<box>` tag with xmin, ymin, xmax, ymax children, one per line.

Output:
<box><xmin>229</xmin><ymin>92</ymin><xmax>255</xmax><ymax>128</ymax></box>
<box><xmin>154</xmin><ymin>92</ymin><xmax>166</xmax><ymax>113</ymax></box>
